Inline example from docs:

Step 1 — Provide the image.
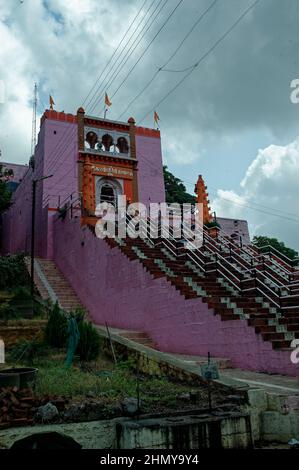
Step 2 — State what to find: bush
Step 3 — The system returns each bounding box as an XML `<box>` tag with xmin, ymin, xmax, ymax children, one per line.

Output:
<box><xmin>44</xmin><ymin>302</ymin><xmax>68</xmax><ymax>348</ymax></box>
<box><xmin>44</xmin><ymin>303</ymin><xmax>101</xmax><ymax>361</ymax></box>
<box><xmin>205</xmin><ymin>221</ymin><xmax>221</xmax><ymax>229</ymax></box>
<box><xmin>0</xmin><ymin>254</ymin><xmax>30</xmax><ymax>290</ymax></box>
<box><xmin>76</xmin><ymin>320</ymin><xmax>101</xmax><ymax>362</ymax></box>
<box><xmin>0</xmin><ymin>302</ymin><xmax>20</xmax><ymax>321</ymax></box>
<box><xmin>11</xmin><ymin>286</ymin><xmax>32</xmax><ymax>302</ymax></box>
<box><xmin>10</xmin><ymin>340</ymin><xmax>49</xmax><ymax>365</ymax></box>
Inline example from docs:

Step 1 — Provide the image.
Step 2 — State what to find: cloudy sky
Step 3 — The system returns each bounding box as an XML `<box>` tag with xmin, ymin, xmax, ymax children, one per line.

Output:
<box><xmin>0</xmin><ymin>0</ymin><xmax>299</xmax><ymax>249</ymax></box>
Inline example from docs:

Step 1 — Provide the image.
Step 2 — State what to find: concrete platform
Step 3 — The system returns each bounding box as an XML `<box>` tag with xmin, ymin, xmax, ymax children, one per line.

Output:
<box><xmin>96</xmin><ymin>324</ymin><xmax>299</xmax><ymax>443</ymax></box>
<box><xmin>96</xmin><ymin>325</ymin><xmax>299</xmax><ymax>395</ymax></box>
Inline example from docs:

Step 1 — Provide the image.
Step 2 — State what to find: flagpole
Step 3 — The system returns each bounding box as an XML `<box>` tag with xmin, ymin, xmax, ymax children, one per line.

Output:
<box><xmin>104</xmin><ymin>108</ymin><xmax>107</xmax><ymax>119</ymax></box>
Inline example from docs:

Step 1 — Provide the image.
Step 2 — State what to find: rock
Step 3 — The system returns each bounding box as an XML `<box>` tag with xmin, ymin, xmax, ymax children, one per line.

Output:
<box><xmin>121</xmin><ymin>397</ymin><xmax>140</xmax><ymax>416</ymax></box>
<box><xmin>86</xmin><ymin>390</ymin><xmax>96</xmax><ymax>398</ymax></box>
<box><xmin>35</xmin><ymin>402</ymin><xmax>59</xmax><ymax>422</ymax></box>
<box><xmin>178</xmin><ymin>392</ymin><xmax>191</xmax><ymax>401</ymax></box>
<box><xmin>288</xmin><ymin>438</ymin><xmax>299</xmax><ymax>448</ymax></box>
<box><xmin>63</xmin><ymin>402</ymin><xmax>106</xmax><ymax>422</ymax></box>
<box><xmin>109</xmin><ymin>404</ymin><xmax>123</xmax><ymax>416</ymax></box>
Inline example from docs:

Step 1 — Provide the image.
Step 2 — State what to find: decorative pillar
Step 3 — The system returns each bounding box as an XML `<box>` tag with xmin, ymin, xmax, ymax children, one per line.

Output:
<box><xmin>128</xmin><ymin>117</ymin><xmax>139</xmax><ymax>203</ymax></box>
<box><xmin>194</xmin><ymin>175</ymin><xmax>212</xmax><ymax>225</ymax></box>
<box><xmin>77</xmin><ymin>107</ymin><xmax>85</xmax><ymax>199</ymax></box>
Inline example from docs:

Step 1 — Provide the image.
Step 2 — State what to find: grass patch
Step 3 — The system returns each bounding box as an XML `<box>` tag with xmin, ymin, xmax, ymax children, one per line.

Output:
<box><xmin>28</xmin><ymin>356</ymin><xmax>192</xmax><ymax>407</ymax></box>
<box><xmin>3</xmin><ymin>352</ymin><xmax>228</xmax><ymax>413</ymax></box>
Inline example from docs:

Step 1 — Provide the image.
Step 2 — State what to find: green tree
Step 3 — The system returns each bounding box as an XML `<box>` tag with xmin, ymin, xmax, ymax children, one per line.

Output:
<box><xmin>0</xmin><ymin>161</ymin><xmax>13</xmax><ymax>214</ymax></box>
<box><xmin>163</xmin><ymin>166</ymin><xmax>196</xmax><ymax>204</ymax></box>
<box><xmin>252</xmin><ymin>235</ymin><xmax>298</xmax><ymax>260</ymax></box>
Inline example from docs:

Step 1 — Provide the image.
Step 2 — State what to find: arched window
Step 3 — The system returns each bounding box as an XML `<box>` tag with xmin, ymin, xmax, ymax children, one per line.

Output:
<box><xmin>117</xmin><ymin>137</ymin><xmax>129</xmax><ymax>154</ymax></box>
<box><xmin>85</xmin><ymin>131</ymin><xmax>98</xmax><ymax>149</ymax></box>
<box><xmin>96</xmin><ymin>178</ymin><xmax>123</xmax><ymax>209</ymax></box>
<box><xmin>102</xmin><ymin>134</ymin><xmax>113</xmax><ymax>152</ymax></box>
<box><xmin>100</xmin><ymin>184</ymin><xmax>115</xmax><ymax>205</ymax></box>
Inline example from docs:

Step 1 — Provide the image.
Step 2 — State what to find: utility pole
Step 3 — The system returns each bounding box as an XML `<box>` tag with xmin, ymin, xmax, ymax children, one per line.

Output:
<box><xmin>31</xmin><ymin>83</ymin><xmax>37</xmax><ymax>157</ymax></box>
<box><xmin>30</xmin><ymin>179</ymin><xmax>37</xmax><ymax>297</ymax></box>
<box><xmin>30</xmin><ymin>175</ymin><xmax>53</xmax><ymax>297</ymax></box>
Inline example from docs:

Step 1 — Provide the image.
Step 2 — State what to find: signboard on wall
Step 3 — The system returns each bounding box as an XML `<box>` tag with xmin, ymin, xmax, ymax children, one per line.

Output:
<box><xmin>91</xmin><ymin>164</ymin><xmax>133</xmax><ymax>179</ymax></box>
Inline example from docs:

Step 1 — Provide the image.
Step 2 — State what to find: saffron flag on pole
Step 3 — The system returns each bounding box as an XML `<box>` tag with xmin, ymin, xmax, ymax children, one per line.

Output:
<box><xmin>154</xmin><ymin>110</ymin><xmax>160</xmax><ymax>128</ymax></box>
<box><xmin>105</xmin><ymin>92</ymin><xmax>112</xmax><ymax>107</ymax></box>
<box><xmin>49</xmin><ymin>95</ymin><xmax>55</xmax><ymax>110</ymax></box>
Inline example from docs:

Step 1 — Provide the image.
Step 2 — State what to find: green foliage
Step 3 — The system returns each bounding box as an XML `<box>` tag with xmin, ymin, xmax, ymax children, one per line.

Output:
<box><xmin>0</xmin><ymin>163</ymin><xmax>14</xmax><ymax>180</ymax></box>
<box><xmin>44</xmin><ymin>302</ymin><xmax>68</xmax><ymax>348</ymax></box>
<box><xmin>0</xmin><ymin>254</ymin><xmax>30</xmax><ymax>290</ymax></box>
<box><xmin>76</xmin><ymin>320</ymin><xmax>101</xmax><ymax>362</ymax></box>
<box><xmin>10</xmin><ymin>340</ymin><xmax>49</xmax><ymax>365</ymax></box>
<box><xmin>44</xmin><ymin>304</ymin><xmax>100</xmax><ymax>361</ymax></box>
<box><xmin>205</xmin><ymin>221</ymin><xmax>221</xmax><ymax>229</ymax></box>
<box><xmin>11</xmin><ymin>286</ymin><xmax>32</xmax><ymax>302</ymax></box>
<box><xmin>0</xmin><ymin>179</ymin><xmax>12</xmax><ymax>214</ymax></box>
<box><xmin>58</xmin><ymin>204</ymin><xmax>68</xmax><ymax>220</ymax></box>
<box><xmin>69</xmin><ymin>306</ymin><xmax>86</xmax><ymax>324</ymax></box>
<box><xmin>163</xmin><ymin>166</ymin><xmax>196</xmax><ymax>205</ymax></box>
<box><xmin>252</xmin><ymin>235</ymin><xmax>298</xmax><ymax>260</ymax></box>
<box><xmin>0</xmin><ymin>162</ymin><xmax>13</xmax><ymax>214</ymax></box>
<box><xmin>0</xmin><ymin>302</ymin><xmax>20</xmax><ymax>321</ymax></box>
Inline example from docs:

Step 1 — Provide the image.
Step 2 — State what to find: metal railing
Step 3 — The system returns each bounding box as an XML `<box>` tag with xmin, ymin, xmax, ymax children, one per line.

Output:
<box><xmin>146</xmin><ymin>219</ymin><xmax>299</xmax><ymax>312</ymax></box>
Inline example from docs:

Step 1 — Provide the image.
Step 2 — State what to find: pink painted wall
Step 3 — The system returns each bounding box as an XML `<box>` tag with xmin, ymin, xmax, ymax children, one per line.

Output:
<box><xmin>1</xmin><ymin>114</ymin><xmax>166</xmax><ymax>257</ymax></box>
<box><xmin>136</xmin><ymin>132</ymin><xmax>165</xmax><ymax>207</ymax></box>
<box><xmin>1</xmin><ymin>162</ymin><xmax>28</xmax><ymax>183</ymax></box>
<box><xmin>53</xmin><ymin>214</ymin><xmax>298</xmax><ymax>377</ymax></box>
<box><xmin>1</xmin><ymin>114</ymin><xmax>78</xmax><ymax>258</ymax></box>
<box><xmin>218</xmin><ymin>217</ymin><xmax>251</xmax><ymax>244</ymax></box>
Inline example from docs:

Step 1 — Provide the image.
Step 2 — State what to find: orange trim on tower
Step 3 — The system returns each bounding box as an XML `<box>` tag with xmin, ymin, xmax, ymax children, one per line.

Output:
<box><xmin>136</xmin><ymin>126</ymin><xmax>160</xmax><ymax>138</ymax></box>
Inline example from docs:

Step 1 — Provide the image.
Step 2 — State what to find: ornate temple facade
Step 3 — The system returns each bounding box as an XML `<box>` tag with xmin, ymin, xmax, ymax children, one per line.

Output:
<box><xmin>1</xmin><ymin>108</ymin><xmax>166</xmax><ymax>256</ymax></box>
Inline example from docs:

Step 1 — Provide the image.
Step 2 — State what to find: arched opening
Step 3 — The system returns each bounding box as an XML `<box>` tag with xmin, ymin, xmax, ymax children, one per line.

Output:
<box><xmin>85</xmin><ymin>131</ymin><xmax>98</xmax><ymax>149</ymax></box>
<box><xmin>100</xmin><ymin>184</ymin><xmax>115</xmax><ymax>205</ymax></box>
<box><xmin>117</xmin><ymin>137</ymin><xmax>129</xmax><ymax>154</ymax></box>
<box><xmin>96</xmin><ymin>178</ymin><xmax>123</xmax><ymax>209</ymax></box>
<box><xmin>10</xmin><ymin>432</ymin><xmax>82</xmax><ymax>449</ymax></box>
<box><xmin>102</xmin><ymin>134</ymin><xmax>113</xmax><ymax>152</ymax></box>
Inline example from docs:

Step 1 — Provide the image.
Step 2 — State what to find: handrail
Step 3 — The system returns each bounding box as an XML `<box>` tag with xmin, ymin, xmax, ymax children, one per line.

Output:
<box><xmin>253</xmin><ymin>243</ymin><xmax>299</xmax><ymax>265</ymax></box>
<box><xmin>174</xmin><ymin>221</ymin><xmax>298</xmax><ymax>309</ymax></box>
<box><xmin>111</xmin><ymin>215</ymin><xmax>299</xmax><ymax>312</ymax></box>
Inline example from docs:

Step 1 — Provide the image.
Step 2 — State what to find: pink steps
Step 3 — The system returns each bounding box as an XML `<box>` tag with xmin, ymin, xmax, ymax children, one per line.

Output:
<box><xmin>33</xmin><ymin>258</ymin><xmax>83</xmax><ymax>312</ymax></box>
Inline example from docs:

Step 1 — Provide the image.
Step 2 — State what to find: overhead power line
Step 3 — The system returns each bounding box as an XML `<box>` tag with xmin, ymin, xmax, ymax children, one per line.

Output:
<box><xmin>98</xmin><ymin>0</ymin><xmax>185</xmax><ymax>116</ymax></box>
<box><xmin>138</xmin><ymin>0</ymin><xmax>261</xmax><ymax>125</ymax></box>
<box><xmin>181</xmin><ymin>177</ymin><xmax>299</xmax><ymax>224</ymax></box>
<box><xmin>82</xmin><ymin>0</ymin><xmax>148</xmax><ymax>108</ymax></box>
<box><xmin>118</xmin><ymin>0</ymin><xmax>219</xmax><ymax>120</ymax></box>
<box><xmin>47</xmin><ymin>1</ymin><xmax>163</xmax><ymax>177</ymax></box>
<box><xmin>87</xmin><ymin>0</ymin><xmax>164</xmax><ymax>114</ymax></box>
<box><xmin>182</xmin><ymin>176</ymin><xmax>299</xmax><ymax>220</ymax></box>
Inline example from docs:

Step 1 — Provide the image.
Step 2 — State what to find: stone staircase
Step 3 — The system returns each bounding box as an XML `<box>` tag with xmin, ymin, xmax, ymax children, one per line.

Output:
<box><xmin>119</xmin><ymin>331</ymin><xmax>158</xmax><ymax>349</ymax></box>
<box><xmin>27</xmin><ymin>258</ymin><xmax>83</xmax><ymax>312</ymax></box>
<box><xmin>102</xmin><ymin>234</ymin><xmax>299</xmax><ymax>353</ymax></box>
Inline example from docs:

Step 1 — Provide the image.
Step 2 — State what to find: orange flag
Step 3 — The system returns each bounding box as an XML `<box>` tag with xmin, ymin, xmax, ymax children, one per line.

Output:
<box><xmin>154</xmin><ymin>110</ymin><xmax>160</xmax><ymax>127</ymax></box>
<box><xmin>49</xmin><ymin>95</ymin><xmax>55</xmax><ymax>110</ymax></box>
<box><xmin>105</xmin><ymin>92</ymin><xmax>112</xmax><ymax>107</ymax></box>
